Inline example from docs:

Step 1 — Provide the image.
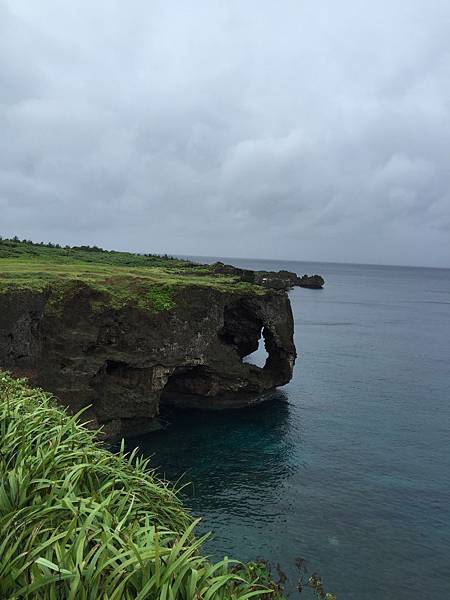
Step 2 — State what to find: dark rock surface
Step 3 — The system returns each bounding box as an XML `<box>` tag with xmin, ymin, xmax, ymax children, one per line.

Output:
<box><xmin>211</xmin><ymin>262</ymin><xmax>324</xmax><ymax>290</ymax></box>
<box><xmin>0</xmin><ymin>283</ymin><xmax>296</xmax><ymax>439</ymax></box>
<box><xmin>296</xmin><ymin>274</ymin><xmax>325</xmax><ymax>289</ymax></box>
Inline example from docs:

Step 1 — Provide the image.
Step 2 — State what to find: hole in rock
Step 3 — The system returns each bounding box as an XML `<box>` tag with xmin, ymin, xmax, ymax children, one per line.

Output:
<box><xmin>242</xmin><ymin>327</ymin><xmax>269</xmax><ymax>368</ymax></box>
<box><xmin>160</xmin><ymin>366</ymin><xmax>210</xmax><ymax>402</ymax></box>
<box><xmin>104</xmin><ymin>359</ymin><xmax>128</xmax><ymax>375</ymax></box>
<box><xmin>219</xmin><ymin>301</ymin><xmax>265</xmax><ymax>359</ymax></box>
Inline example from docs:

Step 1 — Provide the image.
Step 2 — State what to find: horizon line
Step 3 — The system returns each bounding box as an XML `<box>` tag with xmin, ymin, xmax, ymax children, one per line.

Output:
<box><xmin>182</xmin><ymin>253</ymin><xmax>450</xmax><ymax>271</ymax></box>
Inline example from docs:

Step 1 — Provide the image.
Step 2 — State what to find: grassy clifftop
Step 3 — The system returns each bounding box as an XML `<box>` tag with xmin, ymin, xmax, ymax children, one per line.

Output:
<box><xmin>0</xmin><ymin>239</ymin><xmax>265</xmax><ymax>312</ymax></box>
<box><xmin>0</xmin><ymin>372</ymin><xmax>286</xmax><ymax>599</ymax></box>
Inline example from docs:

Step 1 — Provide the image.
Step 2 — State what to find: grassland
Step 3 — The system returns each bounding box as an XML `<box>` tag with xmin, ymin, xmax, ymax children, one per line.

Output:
<box><xmin>0</xmin><ymin>239</ymin><xmax>265</xmax><ymax>312</ymax></box>
<box><xmin>0</xmin><ymin>371</ymin><xmax>287</xmax><ymax>599</ymax></box>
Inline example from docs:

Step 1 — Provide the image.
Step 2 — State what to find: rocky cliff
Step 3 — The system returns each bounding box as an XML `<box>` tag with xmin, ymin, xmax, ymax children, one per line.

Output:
<box><xmin>0</xmin><ymin>281</ymin><xmax>296</xmax><ymax>439</ymax></box>
<box><xmin>211</xmin><ymin>262</ymin><xmax>325</xmax><ymax>289</ymax></box>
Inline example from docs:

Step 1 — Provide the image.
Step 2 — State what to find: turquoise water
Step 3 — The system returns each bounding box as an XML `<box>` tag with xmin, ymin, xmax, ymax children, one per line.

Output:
<box><xmin>129</xmin><ymin>260</ymin><xmax>450</xmax><ymax>599</ymax></box>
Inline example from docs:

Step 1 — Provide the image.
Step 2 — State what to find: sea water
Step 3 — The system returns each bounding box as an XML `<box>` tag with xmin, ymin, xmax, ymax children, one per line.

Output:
<box><xmin>129</xmin><ymin>259</ymin><xmax>450</xmax><ymax>599</ymax></box>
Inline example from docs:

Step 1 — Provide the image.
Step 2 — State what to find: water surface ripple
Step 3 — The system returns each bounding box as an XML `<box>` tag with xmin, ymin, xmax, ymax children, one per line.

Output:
<box><xmin>130</xmin><ymin>260</ymin><xmax>450</xmax><ymax>599</ymax></box>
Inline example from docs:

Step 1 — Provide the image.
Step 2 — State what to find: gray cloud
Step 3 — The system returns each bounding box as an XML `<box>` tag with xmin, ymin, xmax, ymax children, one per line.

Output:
<box><xmin>1</xmin><ymin>0</ymin><xmax>449</xmax><ymax>266</ymax></box>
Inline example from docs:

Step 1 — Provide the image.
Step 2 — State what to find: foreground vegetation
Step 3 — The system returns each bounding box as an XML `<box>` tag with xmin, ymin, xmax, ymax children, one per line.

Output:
<box><xmin>0</xmin><ymin>373</ymin><xmax>336</xmax><ymax>599</ymax></box>
<box><xmin>0</xmin><ymin>238</ymin><xmax>264</xmax><ymax>311</ymax></box>
<box><xmin>0</xmin><ymin>372</ymin><xmax>285</xmax><ymax>599</ymax></box>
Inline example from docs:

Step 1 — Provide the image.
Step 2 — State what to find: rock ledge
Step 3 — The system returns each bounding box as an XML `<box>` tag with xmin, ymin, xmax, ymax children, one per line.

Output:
<box><xmin>0</xmin><ymin>282</ymin><xmax>296</xmax><ymax>439</ymax></box>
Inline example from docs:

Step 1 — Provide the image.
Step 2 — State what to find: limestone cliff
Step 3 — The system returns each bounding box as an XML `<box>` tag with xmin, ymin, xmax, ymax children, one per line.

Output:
<box><xmin>0</xmin><ymin>282</ymin><xmax>296</xmax><ymax>439</ymax></box>
<box><xmin>211</xmin><ymin>262</ymin><xmax>325</xmax><ymax>289</ymax></box>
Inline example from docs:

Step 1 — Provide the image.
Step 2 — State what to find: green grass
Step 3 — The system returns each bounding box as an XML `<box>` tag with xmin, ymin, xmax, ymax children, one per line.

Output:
<box><xmin>0</xmin><ymin>372</ymin><xmax>286</xmax><ymax>600</ymax></box>
<box><xmin>0</xmin><ymin>239</ymin><xmax>266</xmax><ymax>311</ymax></box>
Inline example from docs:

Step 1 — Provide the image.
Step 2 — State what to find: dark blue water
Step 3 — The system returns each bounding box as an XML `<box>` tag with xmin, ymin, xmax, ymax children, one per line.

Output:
<box><xmin>130</xmin><ymin>260</ymin><xmax>450</xmax><ymax>599</ymax></box>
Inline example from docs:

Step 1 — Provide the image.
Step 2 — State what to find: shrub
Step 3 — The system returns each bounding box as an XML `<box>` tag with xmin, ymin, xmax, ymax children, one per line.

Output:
<box><xmin>0</xmin><ymin>372</ymin><xmax>282</xmax><ymax>599</ymax></box>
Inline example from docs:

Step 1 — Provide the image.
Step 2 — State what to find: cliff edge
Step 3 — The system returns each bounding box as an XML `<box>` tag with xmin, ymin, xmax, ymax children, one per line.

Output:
<box><xmin>0</xmin><ymin>240</ymin><xmax>296</xmax><ymax>438</ymax></box>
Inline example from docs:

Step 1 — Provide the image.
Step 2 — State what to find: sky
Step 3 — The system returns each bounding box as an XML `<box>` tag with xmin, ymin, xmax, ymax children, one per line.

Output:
<box><xmin>1</xmin><ymin>1</ymin><xmax>450</xmax><ymax>267</ymax></box>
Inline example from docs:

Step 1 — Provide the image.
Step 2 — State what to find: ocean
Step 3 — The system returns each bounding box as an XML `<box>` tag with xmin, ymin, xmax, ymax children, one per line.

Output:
<box><xmin>128</xmin><ymin>259</ymin><xmax>450</xmax><ymax>599</ymax></box>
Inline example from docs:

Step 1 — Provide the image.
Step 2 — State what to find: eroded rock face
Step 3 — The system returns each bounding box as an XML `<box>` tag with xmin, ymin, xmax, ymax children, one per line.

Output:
<box><xmin>0</xmin><ymin>283</ymin><xmax>296</xmax><ymax>439</ymax></box>
<box><xmin>297</xmin><ymin>274</ymin><xmax>325</xmax><ymax>289</ymax></box>
<box><xmin>211</xmin><ymin>262</ymin><xmax>324</xmax><ymax>290</ymax></box>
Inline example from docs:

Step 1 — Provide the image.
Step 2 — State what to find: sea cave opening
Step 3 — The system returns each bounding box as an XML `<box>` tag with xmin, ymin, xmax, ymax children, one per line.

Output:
<box><xmin>219</xmin><ymin>300</ymin><xmax>272</xmax><ymax>369</ymax></box>
<box><xmin>160</xmin><ymin>365</ymin><xmax>211</xmax><ymax>406</ymax></box>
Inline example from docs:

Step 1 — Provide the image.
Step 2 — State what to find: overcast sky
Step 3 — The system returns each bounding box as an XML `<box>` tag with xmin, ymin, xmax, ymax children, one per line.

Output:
<box><xmin>1</xmin><ymin>1</ymin><xmax>450</xmax><ymax>267</ymax></box>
